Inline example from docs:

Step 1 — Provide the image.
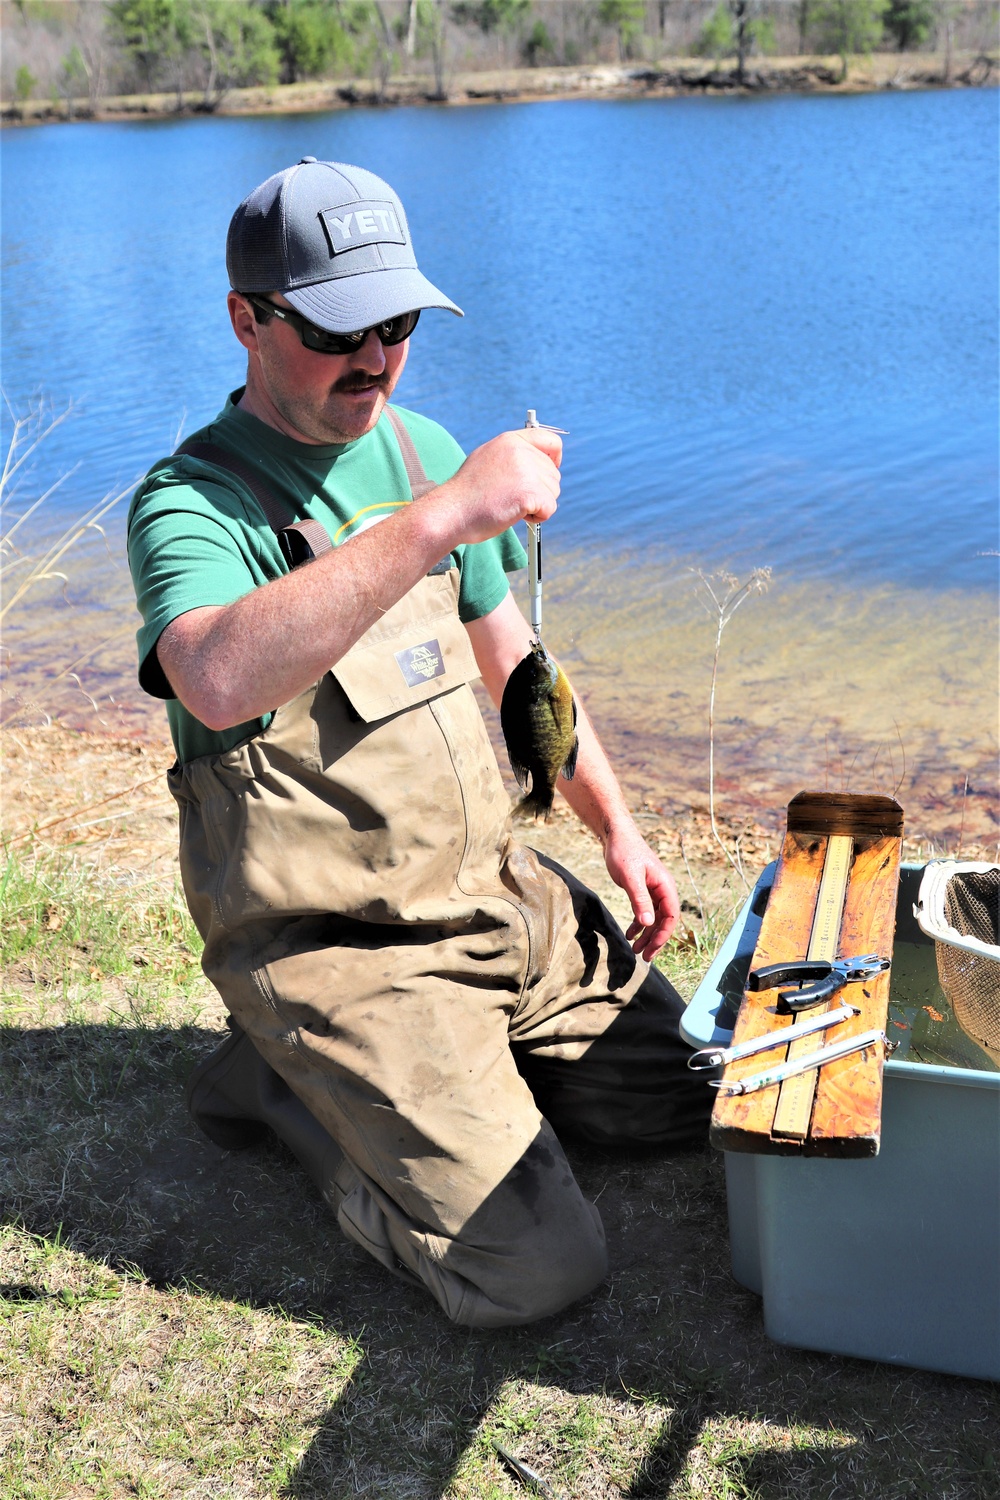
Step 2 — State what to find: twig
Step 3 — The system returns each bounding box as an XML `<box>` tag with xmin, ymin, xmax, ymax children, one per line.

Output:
<box><xmin>679</xmin><ymin>832</ymin><xmax>704</xmax><ymax>916</ymax></box>
<box><xmin>691</xmin><ymin>566</ymin><xmax>771</xmax><ymax>886</ymax></box>
<box><xmin>956</xmin><ymin>774</ymin><xmax>969</xmax><ymax>859</ymax></box>
<box><xmin>49</xmin><ymin>624</ymin><xmax>137</xmax><ymax>684</ymax></box>
<box><xmin>891</xmin><ymin>719</ymin><xmax>907</xmax><ymax>800</ymax></box>
<box><xmin>0</xmin><ymin>482</ymin><xmax>132</xmax><ymax>622</ymax></box>
<box><xmin>0</xmin><ymin>395</ymin><xmax>75</xmax><ymax>495</ymax></box>
<box><xmin>0</xmin><ymin>464</ymin><xmax>81</xmax><ymax>554</ymax></box>
<box><xmin>5</xmin><ymin>774</ymin><xmax>164</xmax><ymax>847</ymax></box>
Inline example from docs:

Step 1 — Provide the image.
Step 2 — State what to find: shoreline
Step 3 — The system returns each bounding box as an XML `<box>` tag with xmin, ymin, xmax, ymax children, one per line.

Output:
<box><xmin>3</xmin><ymin>52</ymin><xmax>996</xmax><ymax>127</ymax></box>
<box><xmin>2</xmin><ymin>553</ymin><xmax>996</xmax><ymax>866</ymax></box>
<box><xmin>5</xmin><ymin>716</ymin><xmax>993</xmax><ymax>929</ymax></box>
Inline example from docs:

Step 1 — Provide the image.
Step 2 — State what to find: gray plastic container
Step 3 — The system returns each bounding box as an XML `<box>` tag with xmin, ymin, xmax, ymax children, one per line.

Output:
<box><xmin>681</xmin><ymin>863</ymin><xmax>1000</xmax><ymax>1380</ymax></box>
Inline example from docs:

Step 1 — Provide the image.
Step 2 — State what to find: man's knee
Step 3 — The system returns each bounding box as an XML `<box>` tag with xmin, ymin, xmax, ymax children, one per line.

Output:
<box><xmin>334</xmin><ymin>1129</ymin><xmax>610</xmax><ymax>1327</ymax></box>
<box><xmin>426</xmin><ymin>1128</ymin><xmax>610</xmax><ymax>1326</ymax></box>
<box><xmin>470</xmin><ymin>1194</ymin><xmax>608</xmax><ymax>1326</ymax></box>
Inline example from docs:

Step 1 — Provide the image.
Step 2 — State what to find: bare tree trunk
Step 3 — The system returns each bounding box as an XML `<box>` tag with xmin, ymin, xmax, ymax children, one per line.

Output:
<box><xmin>733</xmin><ymin>0</ymin><xmax>749</xmax><ymax>85</ymax></box>
<box><xmin>798</xmin><ymin>0</ymin><xmax>811</xmax><ymax>55</ymax></box>
<box><xmin>371</xmin><ymin>2</ymin><xmax>395</xmax><ymax>101</ymax></box>
<box><xmin>201</xmin><ymin>12</ymin><xmax>219</xmax><ymax>108</ymax></box>
<box><xmin>406</xmin><ymin>0</ymin><xmax>418</xmax><ymax>57</ymax></box>
<box><xmin>431</xmin><ymin>0</ymin><xmax>448</xmax><ymax>97</ymax></box>
<box><xmin>77</xmin><ymin>6</ymin><xmax>107</xmax><ymax>114</ymax></box>
<box><xmin>373</xmin><ymin>0</ymin><xmax>393</xmax><ymax>46</ymax></box>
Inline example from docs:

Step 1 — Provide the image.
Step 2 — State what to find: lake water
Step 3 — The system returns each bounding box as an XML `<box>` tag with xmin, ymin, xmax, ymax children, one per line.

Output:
<box><xmin>2</xmin><ymin>89</ymin><xmax>997</xmax><ymax>844</ymax></box>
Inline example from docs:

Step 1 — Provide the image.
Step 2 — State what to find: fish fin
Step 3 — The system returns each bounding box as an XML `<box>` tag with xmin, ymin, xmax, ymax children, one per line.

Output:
<box><xmin>508</xmin><ymin>755</ymin><xmax>531</xmax><ymax>792</ymax></box>
<box><xmin>561</xmin><ymin>732</ymin><xmax>579</xmax><ymax>783</ymax></box>
<box><xmin>500</xmin><ymin>655</ymin><xmax>533</xmax><ymax>790</ymax></box>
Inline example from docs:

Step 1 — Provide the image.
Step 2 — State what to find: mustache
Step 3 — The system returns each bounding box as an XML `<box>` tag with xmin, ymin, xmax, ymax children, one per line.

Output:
<box><xmin>333</xmin><ymin>370</ymin><xmax>391</xmax><ymax>394</ymax></box>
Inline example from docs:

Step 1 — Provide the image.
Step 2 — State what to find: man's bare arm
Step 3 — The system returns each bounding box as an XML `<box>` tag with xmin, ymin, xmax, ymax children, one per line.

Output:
<box><xmin>466</xmin><ymin>593</ymin><xmax>681</xmax><ymax>958</ymax></box>
<box><xmin>157</xmin><ymin>428</ymin><xmax>561</xmax><ymax>730</ymax></box>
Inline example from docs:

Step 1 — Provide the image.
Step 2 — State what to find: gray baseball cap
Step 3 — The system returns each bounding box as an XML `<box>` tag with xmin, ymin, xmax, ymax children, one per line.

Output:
<box><xmin>226</xmin><ymin>157</ymin><xmax>463</xmax><ymax>332</ymax></box>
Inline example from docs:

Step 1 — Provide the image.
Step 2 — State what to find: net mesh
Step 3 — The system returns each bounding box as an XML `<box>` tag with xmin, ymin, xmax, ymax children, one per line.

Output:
<box><xmin>937</xmin><ymin>868</ymin><xmax>1000</xmax><ymax>1058</ymax></box>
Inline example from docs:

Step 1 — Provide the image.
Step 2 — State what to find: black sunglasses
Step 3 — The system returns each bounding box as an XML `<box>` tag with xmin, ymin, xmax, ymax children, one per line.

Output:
<box><xmin>243</xmin><ymin>294</ymin><xmax>420</xmax><ymax>355</ymax></box>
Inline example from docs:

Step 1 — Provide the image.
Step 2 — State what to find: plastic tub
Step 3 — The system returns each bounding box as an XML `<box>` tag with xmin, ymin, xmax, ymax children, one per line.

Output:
<box><xmin>681</xmin><ymin>863</ymin><xmax>1000</xmax><ymax>1380</ymax></box>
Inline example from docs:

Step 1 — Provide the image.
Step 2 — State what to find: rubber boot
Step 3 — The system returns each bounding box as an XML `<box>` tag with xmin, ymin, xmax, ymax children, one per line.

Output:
<box><xmin>185</xmin><ymin>1019</ymin><xmax>342</xmax><ymax>1196</ymax></box>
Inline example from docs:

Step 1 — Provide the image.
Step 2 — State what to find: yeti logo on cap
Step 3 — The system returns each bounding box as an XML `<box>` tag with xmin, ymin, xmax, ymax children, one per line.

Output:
<box><xmin>319</xmin><ymin>200</ymin><xmax>407</xmax><ymax>256</ymax></box>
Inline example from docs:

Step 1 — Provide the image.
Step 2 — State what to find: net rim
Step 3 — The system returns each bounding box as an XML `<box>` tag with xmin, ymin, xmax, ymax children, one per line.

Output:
<box><xmin>914</xmin><ymin>860</ymin><xmax>1000</xmax><ymax>960</ymax></box>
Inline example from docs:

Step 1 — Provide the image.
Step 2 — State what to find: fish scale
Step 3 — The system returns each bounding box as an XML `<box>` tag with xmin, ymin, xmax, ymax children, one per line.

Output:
<box><xmin>500</xmin><ymin>641</ymin><xmax>578</xmax><ymax>820</ymax></box>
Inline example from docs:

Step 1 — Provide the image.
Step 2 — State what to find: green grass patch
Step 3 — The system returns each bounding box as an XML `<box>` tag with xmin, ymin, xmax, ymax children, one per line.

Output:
<box><xmin>1</xmin><ymin>845</ymin><xmax>205</xmax><ymax>1009</ymax></box>
<box><xmin>3</xmin><ymin>848</ymin><xmax>998</xmax><ymax>1498</ymax></box>
<box><xmin>1</xmin><ymin>1227</ymin><xmax>361</xmax><ymax>1500</ymax></box>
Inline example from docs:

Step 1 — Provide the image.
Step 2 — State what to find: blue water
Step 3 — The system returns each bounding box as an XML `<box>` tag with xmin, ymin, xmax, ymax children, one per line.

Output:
<box><xmin>2</xmin><ymin>88</ymin><xmax>997</xmax><ymax>591</ymax></box>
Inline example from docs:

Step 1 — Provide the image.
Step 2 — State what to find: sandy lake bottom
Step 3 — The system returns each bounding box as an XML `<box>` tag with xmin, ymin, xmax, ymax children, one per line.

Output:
<box><xmin>3</xmin><ymin>538</ymin><xmax>996</xmax><ymax>857</ymax></box>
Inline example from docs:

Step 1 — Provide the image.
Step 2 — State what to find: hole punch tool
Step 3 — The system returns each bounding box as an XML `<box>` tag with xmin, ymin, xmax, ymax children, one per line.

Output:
<box><xmin>747</xmin><ymin>953</ymin><xmax>891</xmax><ymax>1013</ymax></box>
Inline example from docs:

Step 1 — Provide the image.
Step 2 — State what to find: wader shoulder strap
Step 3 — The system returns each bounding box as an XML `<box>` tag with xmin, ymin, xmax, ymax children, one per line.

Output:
<box><xmin>384</xmin><ymin>406</ymin><xmax>435</xmax><ymax>498</ymax></box>
<box><xmin>175</xmin><ymin>438</ymin><xmax>332</xmax><ymax>568</ymax></box>
<box><xmin>382</xmin><ymin>407</ymin><xmax>453</xmax><ymax>575</ymax></box>
<box><xmin>176</xmin><ymin>412</ymin><xmax>444</xmax><ymax>569</ymax></box>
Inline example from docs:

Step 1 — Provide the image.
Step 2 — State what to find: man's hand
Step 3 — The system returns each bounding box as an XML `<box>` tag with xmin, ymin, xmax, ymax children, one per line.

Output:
<box><xmin>158</xmin><ymin>426</ymin><xmax>560</xmax><ymax>731</ymax></box>
<box><xmin>429</xmin><ymin>427</ymin><xmax>561</xmax><ymax>545</ymax></box>
<box><xmin>468</xmin><ymin>594</ymin><xmax>683</xmax><ymax>964</ymax></box>
<box><xmin>603</xmin><ymin>822</ymin><xmax>681</xmax><ymax>962</ymax></box>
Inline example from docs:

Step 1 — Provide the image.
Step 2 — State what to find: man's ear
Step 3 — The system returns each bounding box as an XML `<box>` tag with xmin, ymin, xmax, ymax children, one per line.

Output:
<box><xmin>228</xmin><ymin>291</ymin><xmax>260</xmax><ymax>354</ymax></box>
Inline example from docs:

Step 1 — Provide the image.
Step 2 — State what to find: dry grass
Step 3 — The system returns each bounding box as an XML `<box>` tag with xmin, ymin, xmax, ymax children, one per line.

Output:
<box><xmin>2</xmin><ymin>827</ymin><xmax>998</xmax><ymax>1500</ymax></box>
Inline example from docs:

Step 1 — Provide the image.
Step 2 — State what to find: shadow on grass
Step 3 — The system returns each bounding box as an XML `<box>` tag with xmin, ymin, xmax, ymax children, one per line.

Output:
<box><xmin>3</xmin><ymin>1020</ymin><xmax>998</xmax><ymax>1499</ymax></box>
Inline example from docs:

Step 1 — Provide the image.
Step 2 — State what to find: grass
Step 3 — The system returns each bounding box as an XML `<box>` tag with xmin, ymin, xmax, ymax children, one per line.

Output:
<box><xmin>2</xmin><ymin>846</ymin><xmax>998</xmax><ymax>1499</ymax></box>
<box><xmin>0</xmin><ymin>847</ymin><xmax>204</xmax><ymax>1008</ymax></box>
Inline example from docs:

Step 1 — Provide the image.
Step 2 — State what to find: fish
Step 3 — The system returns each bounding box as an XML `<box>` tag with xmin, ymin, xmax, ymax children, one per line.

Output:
<box><xmin>500</xmin><ymin>640</ymin><xmax>578</xmax><ymax>820</ymax></box>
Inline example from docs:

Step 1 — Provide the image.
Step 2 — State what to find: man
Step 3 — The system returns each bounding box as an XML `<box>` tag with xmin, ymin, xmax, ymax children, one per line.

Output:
<box><xmin>128</xmin><ymin>158</ymin><xmax>709</xmax><ymax>1329</ymax></box>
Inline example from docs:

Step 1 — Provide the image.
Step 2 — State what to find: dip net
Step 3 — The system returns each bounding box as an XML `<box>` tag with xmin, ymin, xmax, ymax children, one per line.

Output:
<box><xmin>915</xmin><ymin>862</ymin><xmax>1000</xmax><ymax>1063</ymax></box>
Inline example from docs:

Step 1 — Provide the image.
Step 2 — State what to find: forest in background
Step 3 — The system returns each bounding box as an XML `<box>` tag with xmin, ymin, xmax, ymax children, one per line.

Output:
<box><xmin>2</xmin><ymin>1</ymin><xmax>997</xmax><ymax>115</ymax></box>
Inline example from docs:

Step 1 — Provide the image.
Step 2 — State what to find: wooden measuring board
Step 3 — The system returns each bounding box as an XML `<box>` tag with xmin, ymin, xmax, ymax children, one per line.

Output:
<box><xmin>710</xmin><ymin>792</ymin><xmax>903</xmax><ymax>1158</ymax></box>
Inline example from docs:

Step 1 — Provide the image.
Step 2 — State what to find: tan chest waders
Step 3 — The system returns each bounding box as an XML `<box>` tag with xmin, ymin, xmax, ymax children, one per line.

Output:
<box><xmin>174</xmin><ymin>407</ymin><xmax>709</xmax><ymax>1326</ymax></box>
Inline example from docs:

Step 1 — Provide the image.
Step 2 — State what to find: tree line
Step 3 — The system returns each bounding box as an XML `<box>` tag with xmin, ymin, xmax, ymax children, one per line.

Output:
<box><xmin>3</xmin><ymin>1</ymin><xmax>994</xmax><ymax>114</ymax></box>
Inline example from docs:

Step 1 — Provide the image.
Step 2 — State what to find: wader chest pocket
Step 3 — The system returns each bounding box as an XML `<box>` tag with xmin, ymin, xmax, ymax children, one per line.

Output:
<box><xmin>330</xmin><ymin>598</ymin><xmax>480</xmax><ymax>724</ymax></box>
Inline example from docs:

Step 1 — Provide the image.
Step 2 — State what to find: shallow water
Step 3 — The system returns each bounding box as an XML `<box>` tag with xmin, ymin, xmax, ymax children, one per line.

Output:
<box><xmin>1</xmin><ymin>90</ymin><xmax>997</xmax><ymax>843</ymax></box>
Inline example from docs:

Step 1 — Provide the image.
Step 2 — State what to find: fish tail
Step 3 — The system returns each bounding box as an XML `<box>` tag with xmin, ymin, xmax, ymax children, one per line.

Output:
<box><xmin>515</xmin><ymin>786</ymin><xmax>554</xmax><ymax>821</ymax></box>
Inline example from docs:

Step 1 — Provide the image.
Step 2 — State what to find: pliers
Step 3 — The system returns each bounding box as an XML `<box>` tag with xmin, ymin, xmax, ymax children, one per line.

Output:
<box><xmin>747</xmin><ymin>953</ymin><xmax>891</xmax><ymax>1013</ymax></box>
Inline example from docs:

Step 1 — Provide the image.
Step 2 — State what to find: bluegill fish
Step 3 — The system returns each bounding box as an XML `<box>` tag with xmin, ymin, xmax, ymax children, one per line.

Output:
<box><xmin>500</xmin><ymin>641</ymin><xmax>579</xmax><ymax>820</ymax></box>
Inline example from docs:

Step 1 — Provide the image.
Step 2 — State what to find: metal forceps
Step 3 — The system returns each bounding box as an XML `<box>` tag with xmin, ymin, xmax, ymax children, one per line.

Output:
<box><xmin>709</xmin><ymin>1027</ymin><xmax>894</xmax><ymax>1097</ymax></box>
<box><xmin>687</xmin><ymin>1000</ymin><xmax>859</xmax><ymax>1073</ymax></box>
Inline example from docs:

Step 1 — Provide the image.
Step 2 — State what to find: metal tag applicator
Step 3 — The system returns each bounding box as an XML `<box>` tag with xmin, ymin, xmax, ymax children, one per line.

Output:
<box><xmin>523</xmin><ymin>408</ymin><xmax>568</xmax><ymax>645</ymax></box>
<box><xmin>524</xmin><ymin>408</ymin><xmax>543</xmax><ymax>644</ymax></box>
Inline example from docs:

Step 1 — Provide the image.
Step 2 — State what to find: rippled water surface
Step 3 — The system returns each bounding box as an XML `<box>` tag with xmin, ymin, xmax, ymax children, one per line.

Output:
<box><xmin>3</xmin><ymin>88</ymin><xmax>997</xmax><ymax>586</ymax></box>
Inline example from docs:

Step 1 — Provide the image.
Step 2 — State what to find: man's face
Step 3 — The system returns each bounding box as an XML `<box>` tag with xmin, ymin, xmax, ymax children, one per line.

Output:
<box><xmin>228</xmin><ymin>291</ymin><xmax>409</xmax><ymax>445</ymax></box>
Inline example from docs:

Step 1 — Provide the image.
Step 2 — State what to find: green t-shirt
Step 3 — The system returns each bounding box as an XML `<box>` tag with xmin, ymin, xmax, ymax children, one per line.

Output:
<box><xmin>127</xmin><ymin>392</ymin><xmax>527</xmax><ymax>763</ymax></box>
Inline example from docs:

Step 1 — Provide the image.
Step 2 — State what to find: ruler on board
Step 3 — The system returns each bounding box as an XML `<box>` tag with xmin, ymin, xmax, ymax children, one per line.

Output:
<box><xmin>710</xmin><ymin>792</ymin><xmax>903</xmax><ymax>1158</ymax></box>
<box><xmin>771</xmin><ymin>834</ymin><xmax>854</xmax><ymax>1140</ymax></box>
